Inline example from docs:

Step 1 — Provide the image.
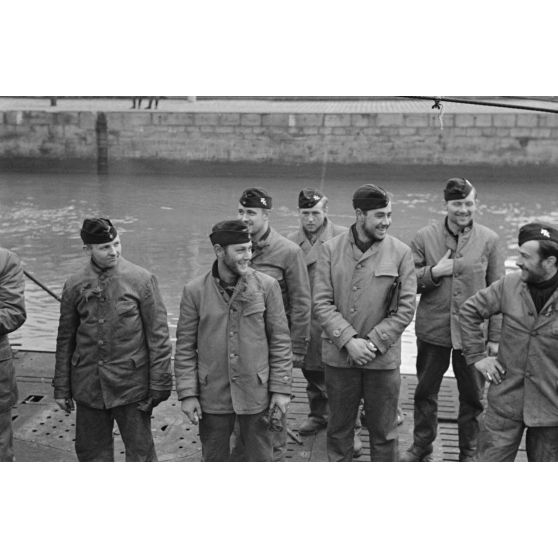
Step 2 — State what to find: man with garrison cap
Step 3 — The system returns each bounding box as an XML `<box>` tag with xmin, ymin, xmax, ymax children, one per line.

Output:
<box><xmin>53</xmin><ymin>218</ymin><xmax>173</xmax><ymax>461</ymax></box>
<box><xmin>460</xmin><ymin>222</ymin><xmax>558</xmax><ymax>461</ymax></box>
<box><xmin>287</xmin><ymin>189</ymin><xmax>367</xmax><ymax>453</ymax></box>
<box><xmin>286</xmin><ymin>189</ymin><xmax>347</xmax><ymax>434</ymax></box>
<box><xmin>236</xmin><ymin>187</ymin><xmax>311</xmax><ymax>461</ymax></box>
<box><xmin>314</xmin><ymin>185</ymin><xmax>416</xmax><ymax>461</ymax></box>
<box><xmin>173</xmin><ymin>220</ymin><xmax>293</xmax><ymax>461</ymax></box>
<box><xmin>401</xmin><ymin>178</ymin><xmax>505</xmax><ymax>462</ymax></box>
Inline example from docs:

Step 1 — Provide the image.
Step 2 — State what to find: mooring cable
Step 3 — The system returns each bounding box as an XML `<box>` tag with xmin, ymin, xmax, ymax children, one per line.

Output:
<box><xmin>23</xmin><ymin>269</ymin><xmax>61</xmax><ymax>303</ymax></box>
<box><xmin>400</xmin><ymin>96</ymin><xmax>558</xmax><ymax>115</ymax></box>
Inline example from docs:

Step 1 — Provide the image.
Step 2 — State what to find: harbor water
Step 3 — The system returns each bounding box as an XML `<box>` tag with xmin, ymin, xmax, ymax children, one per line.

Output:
<box><xmin>1</xmin><ymin>169</ymin><xmax>556</xmax><ymax>359</ymax></box>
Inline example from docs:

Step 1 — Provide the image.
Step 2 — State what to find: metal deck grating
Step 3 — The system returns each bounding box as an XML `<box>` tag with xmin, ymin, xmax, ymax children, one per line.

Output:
<box><xmin>11</xmin><ymin>351</ymin><xmax>528</xmax><ymax>462</ymax></box>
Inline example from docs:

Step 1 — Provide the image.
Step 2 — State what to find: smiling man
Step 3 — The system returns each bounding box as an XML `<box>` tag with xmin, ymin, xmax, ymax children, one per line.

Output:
<box><xmin>53</xmin><ymin>217</ymin><xmax>173</xmax><ymax>461</ymax></box>
<box><xmin>236</xmin><ymin>188</ymin><xmax>310</xmax><ymax>461</ymax></box>
<box><xmin>401</xmin><ymin>178</ymin><xmax>505</xmax><ymax>462</ymax></box>
<box><xmin>460</xmin><ymin>222</ymin><xmax>558</xmax><ymax>461</ymax></box>
<box><xmin>174</xmin><ymin>220</ymin><xmax>293</xmax><ymax>461</ymax></box>
<box><xmin>313</xmin><ymin>184</ymin><xmax>416</xmax><ymax>461</ymax></box>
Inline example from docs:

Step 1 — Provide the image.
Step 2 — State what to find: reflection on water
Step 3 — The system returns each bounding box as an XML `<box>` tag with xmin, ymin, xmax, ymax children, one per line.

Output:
<box><xmin>0</xmin><ymin>170</ymin><xmax>556</xmax><ymax>353</ymax></box>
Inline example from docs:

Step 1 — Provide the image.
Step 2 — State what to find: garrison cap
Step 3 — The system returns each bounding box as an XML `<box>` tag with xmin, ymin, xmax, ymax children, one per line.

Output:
<box><xmin>298</xmin><ymin>188</ymin><xmax>325</xmax><ymax>209</ymax></box>
<box><xmin>518</xmin><ymin>222</ymin><xmax>558</xmax><ymax>246</ymax></box>
<box><xmin>239</xmin><ymin>188</ymin><xmax>272</xmax><ymax>209</ymax></box>
<box><xmin>352</xmin><ymin>184</ymin><xmax>390</xmax><ymax>211</ymax></box>
<box><xmin>80</xmin><ymin>218</ymin><xmax>118</xmax><ymax>245</ymax></box>
<box><xmin>210</xmin><ymin>220</ymin><xmax>251</xmax><ymax>247</ymax></box>
<box><xmin>444</xmin><ymin>178</ymin><xmax>474</xmax><ymax>201</ymax></box>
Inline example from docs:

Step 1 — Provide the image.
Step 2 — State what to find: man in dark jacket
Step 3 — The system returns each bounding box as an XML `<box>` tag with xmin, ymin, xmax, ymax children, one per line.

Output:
<box><xmin>53</xmin><ymin>218</ymin><xmax>173</xmax><ymax>461</ymax></box>
<box><xmin>461</xmin><ymin>222</ymin><xmax>558</xmax><ymax>461</ymax></box>
<box><xmin>0</xmin><ymin>247</ymin><xmax>26</xmax><ymax>462</ymax></box>
<box><xmin>401</xmin><ymin>178</ymin><xmax>505</xmax><ymax>462</ymax></box>
<box><xmin>174</xmin><ymin>220</ymin><xmax>293</xmax><ymax>461</ymax></box>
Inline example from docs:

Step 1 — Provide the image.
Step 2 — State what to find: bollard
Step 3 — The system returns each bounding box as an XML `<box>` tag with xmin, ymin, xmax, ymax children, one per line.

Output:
<box><xmin>95</xmin><ymin>112</ymin><xmax>108</xmax><ymax>175</ymax></box>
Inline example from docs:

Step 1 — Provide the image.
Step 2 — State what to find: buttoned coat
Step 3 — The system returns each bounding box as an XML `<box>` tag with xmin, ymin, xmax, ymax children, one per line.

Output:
<box><xmin>53</xmin><ymin>258</ymin><xmax>173</xmax><ymax>409</ymax></box>
<box><xmin>460</xmin><ymin>272</ymin><xmax>558</xmax><ymax>427</ymax></box>
<box><xmin>251</xmin><ymin>227</ymin><xmax>311</xmax><ymax>356</ymax></box>
<box><xmin>314</xmin><ymin>231</ymin><xmax>416</xmax><ymax>370</ymax></box>
<box><xmin>411</xmin><ymin>220</ymin><xmax>504</xmax><ymax>349</ymax></box>
<box><xmin>0</xmin><ymin>248</ymin><xmax>26</xmax><ymax>414</ymax></box>
<box><xmin>173</xmin><ymin>268</ymin><xmax>293</xmax><ymax>414</ymax></box>
<box><xmin>287</xmin><ymin>219</ymin><xmax>347</xmax><ymax>370</ymax></box>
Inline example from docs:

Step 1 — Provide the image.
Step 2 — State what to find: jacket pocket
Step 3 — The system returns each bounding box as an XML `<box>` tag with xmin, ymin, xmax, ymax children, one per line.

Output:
<box><xmin>131</xmin><ymin>354</ymin><xmax>148</xmax><ymax>368</ymax></box>
<box><xmin>119</xmin><ymin>354</ymin><xmax>148</xmax><ymax>369</ymax></box>
<box><xmin>257</xmin><ymin>367</ymin><xmax>270</xmax><ymax>384</ymax></box>
<box><xmin>198</xmin><ymin>367</ymin><xmax>209</xmax><ymax>386</ymax></box>
<box><xmin>243</xmin><ymin>302</ymin><xmax>266</xmax><ymax>316</ymax></box>
<box><xmin>374</xmin><ymin>265</ymin><xmax>398</xmax><ymax>277</ymax></box>
<box><xmin>116</xmin><ymin>301</ymin><xmax>137</xmax><ymax>317</ymax></box>
<box><xmin>71</xmin><ymin>351</ymin><xmax>80</xmax><ymax>367</ymax></box>
<box><xmin>0</xmin><ymin>345</ymin><xmax>13</xmax><ymax>362</ymax></box>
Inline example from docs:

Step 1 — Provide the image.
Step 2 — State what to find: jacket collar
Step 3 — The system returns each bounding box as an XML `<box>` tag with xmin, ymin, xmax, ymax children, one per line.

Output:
<box><xmin>211</xmin><ymin>268</ymin><xmax>261</xmax><ymax>305</ymax></box>
<box><xmin>441</xmin><ymin>218</ymin><xmax>474</xmax><ymax>251</ymax></box>
<box><xmin>89</xmin><ymin>257</ymin><xmax>122</xmax><ymax>277</ymax></box>
<box><xmin>347</xmin><ymin>226</ymin><xmax>384</xmax><ymax>261</ymax></box>
<box><xmin>253</xmin><ymin>225</ymin><xmax>273</xmax><ymax>248</ymax></box>
<box><xmin>294</xmin><ymin>218</ymin><xmax>339</xmax><ymax>247</ymax></box>
<box><xmin>520</xmin><ymin>277</ymin><xmax>558</xmax><ymax>317</ymax></box>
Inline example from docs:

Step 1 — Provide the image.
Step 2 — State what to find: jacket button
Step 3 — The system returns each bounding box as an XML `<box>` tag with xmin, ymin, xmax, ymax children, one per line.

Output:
<box><xmin>98</xmin><ymin>319</ymin><xmax>105</xmax><ymax>324</ymax></box>
<box><xmin>333</xmin><ymin>329</ymin><xmax>341</xmax><ymax>337</ymax></box>
<box><xmin>230</xmin><ymin>353</ymin><xmax>236</xmax><ymax>358</ymax></box>
<box><xmin>352</xmin><ymin>286</ymin><xmax>358</xmax><ymax>291</ymax></box>
<box><xmin>98</xmin><ymin>340</ymin><xmax>104</xmax><ymax>345</ymax></box>
<box><xmin>99</xmin><ymin>360</ymin><xmax>104</xmax><ymax>365</ymax></box>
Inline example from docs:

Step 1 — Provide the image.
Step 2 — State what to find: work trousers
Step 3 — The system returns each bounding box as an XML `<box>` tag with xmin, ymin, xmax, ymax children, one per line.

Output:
<box><xmin>477</xmin><ymin>407</ymin><xmax>558</xmax><ymax>462</ymax></box>
<box><xmin>325</xmin><ymin>365</ymin><xmax>400</xmax><ymax>462</ymax></box>
<box><xmin>75</xmin><ymin>402</ymin><xmax>157</xmax><ymax>462</ymax></box>
<box><xmin>413</xmin><ymin>340</ymin><xmax>485</xmax><ymax>460</ymax></box>
<box><xmin>302</xmin><ymin>368</ymin><xmax>328</xmax><ymax>424</ymax></box>
<box><xmin>230</xmin><ymin>413</ymin><xmax>286</xmax><ymax>462</ymax></box>
<box><xmin>0</xmin><ymin>409</ymin><xmax>14</xmax><ymax>462</ymax></box>
<box><xmin>200</xmin><ymin>411</ymin><xmax>273</xmax><ymax>462</ymax></box>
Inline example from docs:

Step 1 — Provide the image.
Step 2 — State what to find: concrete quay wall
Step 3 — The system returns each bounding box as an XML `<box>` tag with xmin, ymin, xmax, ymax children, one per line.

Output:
<box><xmin>2</xmin><ymin>110</ymin><xmax>558</xmax><ymax>168</ymax></box>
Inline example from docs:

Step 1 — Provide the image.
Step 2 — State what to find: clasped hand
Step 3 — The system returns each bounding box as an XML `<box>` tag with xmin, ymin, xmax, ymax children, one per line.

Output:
<box><xmin>346</xmin><ymin>337</ymin><xmax>377</xmax><ymax>367</ymax></box>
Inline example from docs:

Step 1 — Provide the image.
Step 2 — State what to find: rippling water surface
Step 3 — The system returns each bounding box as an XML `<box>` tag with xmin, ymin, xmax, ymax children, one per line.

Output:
<box><xmin>0</xmin><ymin>170</ymin><xmax>556</xmax><ymax>355</ymax></box>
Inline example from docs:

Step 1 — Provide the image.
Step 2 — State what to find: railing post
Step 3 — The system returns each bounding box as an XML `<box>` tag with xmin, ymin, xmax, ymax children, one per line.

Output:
<box><xmin>95</xmin><ymin>112</ymin><xmax>108</xmax><ymax>174</ymax></box>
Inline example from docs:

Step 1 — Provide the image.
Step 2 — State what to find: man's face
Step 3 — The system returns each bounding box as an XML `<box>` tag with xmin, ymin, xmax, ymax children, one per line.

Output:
<box><xmin>220</xmin><ymin>242</ymin><xmax>252</xmax><ymax>277</ymax></box>
<box><xmin>445</xmin><ymin>190</ymin><xmax>478</xmax><ymax>229</ymax></box>
<box><xmin>517</xmin><ymin>240</ymin><xmax>547</xmax><ymax>284</ymax></box>
<box><xmin>237</xmin><ymin>205</ymin><xmax>268</xmax><ymax>237</ymax></box>
<box><xmin>300</xmin><ymin>199</ymin><xmax>327</xmax><ymax>234</ymax></box>
<box><xmin>359</xmin><ymin>202</ymin><xmax>392</xmax><ymax>242</ymax></box>
<box><xmin>86</xmin><ymin>236</ymin><xmax>121</xmax><ymax>269</ymax></box>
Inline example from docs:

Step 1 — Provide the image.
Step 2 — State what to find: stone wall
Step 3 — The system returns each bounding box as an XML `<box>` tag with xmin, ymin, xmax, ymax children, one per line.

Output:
<box><xmin>1</xmin><ymin>110</ymin><xmax>558</xmax><ymax>168</ymax></box>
